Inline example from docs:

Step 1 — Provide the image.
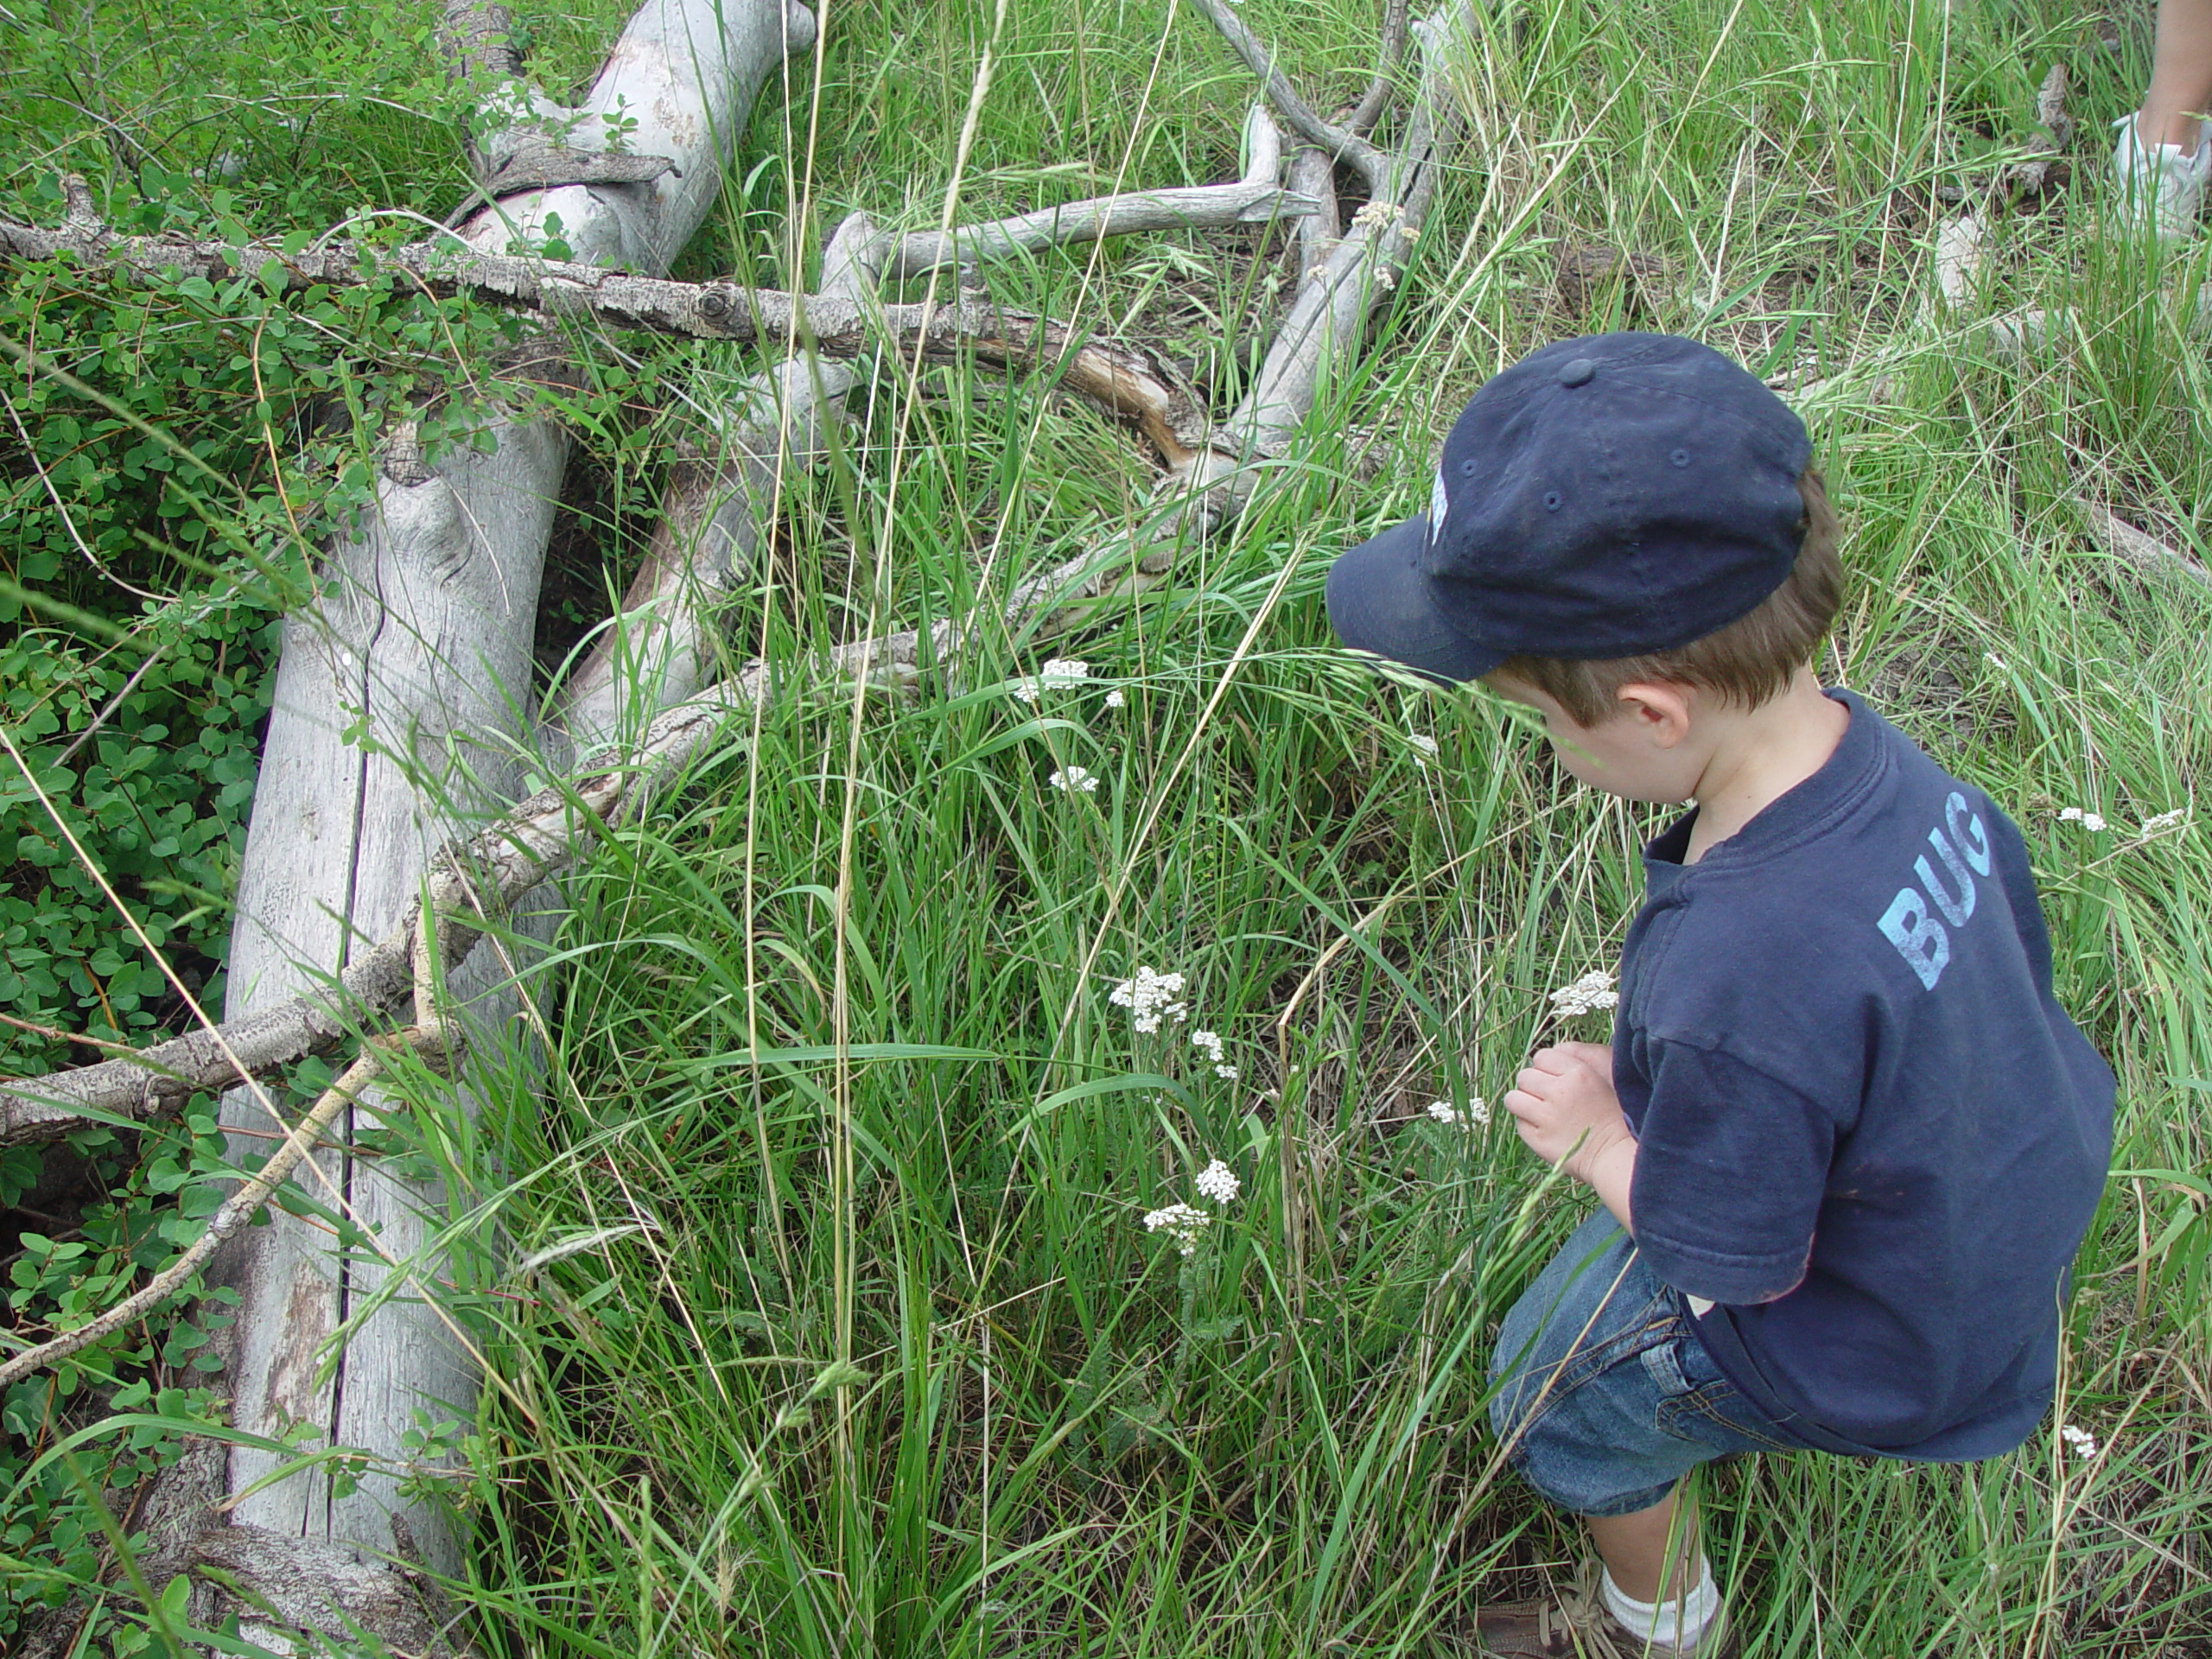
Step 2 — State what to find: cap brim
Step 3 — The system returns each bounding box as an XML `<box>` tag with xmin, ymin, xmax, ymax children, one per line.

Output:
<box><xmin>1325</xmin><ymin>517</ymin><xmax>1503</xmax><ymax>683</ymax></box>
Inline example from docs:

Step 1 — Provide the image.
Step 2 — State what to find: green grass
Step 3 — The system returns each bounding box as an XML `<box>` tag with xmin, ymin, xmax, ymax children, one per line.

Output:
<box><xmin>7</xmin><ymin>0</ymin><xmax>2212</xmax><ymax>1652</ymax></box>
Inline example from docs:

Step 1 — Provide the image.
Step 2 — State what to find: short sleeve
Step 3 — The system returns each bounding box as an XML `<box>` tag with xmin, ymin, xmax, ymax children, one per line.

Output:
<box><xmin>1628</xmin><ymin>1039</ymin><xmax>1837</xmax><ymax>1305</ymax></box>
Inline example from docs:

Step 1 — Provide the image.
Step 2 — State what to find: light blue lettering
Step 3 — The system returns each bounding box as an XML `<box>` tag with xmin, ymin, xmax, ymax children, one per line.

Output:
<box><xmin>1944</xmin><ymin>791</ymin><xmax>1992</xmax><ymax>876</ymax></box>
<box><xmin>1916</xmin><ymin>829</ymin><xmax>1977</xmax><ymax>927</ymax></box>
<box><xmin>1878</xmin><ymin>887</ymin><xmax>1950</xmax><ymax>988</ymax></box>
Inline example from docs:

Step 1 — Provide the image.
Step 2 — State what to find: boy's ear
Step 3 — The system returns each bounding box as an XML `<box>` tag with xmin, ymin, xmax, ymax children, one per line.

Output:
<box><xmin>1614</xmin><ymin>681</ymin><xmax>1695</xmax><ymax>747</ymax></box>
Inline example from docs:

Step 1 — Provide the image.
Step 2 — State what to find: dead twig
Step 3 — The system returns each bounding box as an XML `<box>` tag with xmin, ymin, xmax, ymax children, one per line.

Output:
<box><xmin>0</xmin><ymin>1048</ymin><xmax>390</xmax><ymax>1389</ymax></box>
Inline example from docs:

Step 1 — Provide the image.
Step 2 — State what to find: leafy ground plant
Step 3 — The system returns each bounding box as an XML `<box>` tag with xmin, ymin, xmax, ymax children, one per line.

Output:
<box><xmin>3</xmin><ymin>0</ymin><xmax>2211</xmax><ymax>1653</ymax></box>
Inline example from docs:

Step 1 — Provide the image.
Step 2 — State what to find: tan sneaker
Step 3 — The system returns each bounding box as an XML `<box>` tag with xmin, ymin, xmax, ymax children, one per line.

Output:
<box><xmin>1462</xmin><ymin>1566</ymin><xmax>1738</xmax><ymax>1658</ymax></box>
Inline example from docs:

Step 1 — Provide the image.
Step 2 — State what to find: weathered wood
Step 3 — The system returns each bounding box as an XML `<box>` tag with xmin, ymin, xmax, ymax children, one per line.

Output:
<box><xmin>200</xmin><ymin>0</ymin><xmax>818</xmax><ymax>1611</ymax></box>
<box><xmin>695</xmin><ymin>4</ymin><xmax>1468</xmax><ymax>693</ymax></box>
<box><xmin>551</xmin><ymin>210</ymin><xmax>884</xmax><ymax>755</ymax></box>
<box><xmin>874</xmin><ymin>105</ymin><xmax>1303</xmax><ymax>276</ymax></box>
<box><xmin>213</xmin><ymin>416</ymin><xmax>564</xmax><ymax>1573</ymax></box>
<box><xmin>553</xmin><ymin>111</ymin><xmax>1295</xmax><ymax>753</ymax></box>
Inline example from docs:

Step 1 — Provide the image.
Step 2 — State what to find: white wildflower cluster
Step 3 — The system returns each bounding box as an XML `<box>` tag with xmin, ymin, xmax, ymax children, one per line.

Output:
<box><xmin>1011</xmin><ymin>658</ymin><xmax>1091</xmax><ymax>704</ymax></box>
<box><xmin>1548</xmin><ymin>970</ymin><xmax>1620</xmax><ymax>1018</ymax></box>
<box><xmin>1109</xmin><ymin>966</ymin><xmax>1188</xmax><ymax>1034</ymax></box>
<box><xmin>2140</xmin><ymin>808</ymin><xmax>2189</xmax><ymax>836</ymax></box>
<box><xmin>1141</xmin><ymin>1202</ymin><xmax>1212</xmax><ymax>1255</ymax></box>
<box><xmin>1194</xmin><ymin>1159</ymin><xmax>1241</xmax><ymax>1205</ymax></box>
<box><xmin>1427</xmin><ymin>1096</ymin><xmax>1491</xmax><ymax>1129</ymax></box>
<box><xmin>1104</xmin><ymin>688</ymin><xmax>1127</xmax><ymax>709</ymax></box>
<box><xmin>1190</xmin><ymin>1029</ymin><xmax>1238</xmax><ymax>1081</ymax></box>
<box><xmin>1050</xmin><ymin>766</ymin><xmax>1100</xmax><ymax>794</ymax></box>
<box><xmin>2057</xmin><ymin>806</ymin><xmax>2107</xmax><ymax>833</ymax></box>
<box><xmin>1351</xmin><ymin>200</ymin><xmax>1404</xmax><ymax>232</ymax></box>
<box><xmin>1408</xmin><ymin>734</ymin><xmax>1439</xmax><ymax>766</ymax></box>
<box><xmin>2060</xmin><ymin>1423</ymin><xmax>2099</xmax><ymax>1459</ymax></box>
<box><xmin>1142</xmin><ymin>1156</ymin><xmax>1240</xmax><ymax>1254</ymax></box>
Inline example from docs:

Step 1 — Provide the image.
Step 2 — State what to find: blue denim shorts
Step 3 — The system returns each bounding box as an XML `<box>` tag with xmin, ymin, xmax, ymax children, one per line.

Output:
<box><xmin>1487</xmin><ymin>1211</ymin><xmax>1807</xmax><ymax>1516</ymax></box>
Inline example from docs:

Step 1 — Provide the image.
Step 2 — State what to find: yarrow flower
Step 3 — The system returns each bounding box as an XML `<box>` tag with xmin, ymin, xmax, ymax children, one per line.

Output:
<box><xmin>1190</xmin><ymin>1029</ymin><xmax>1238</xmax><ymax>1081</ymax></box>
<box><xmin>1104</xmin><ymin>689</ymin><xmax>1127</xmax><ymax>709</ymax></box>
<box><xmin>2060</xmin><ymin>1423</ymin><xmax>2098</xmax><ymax>1459</ymax></box>
<box><xmin>1408</xmin><ymin>734</ymin><xmax>1439</xmax><ymax>766</ymax></box>
<box><xmin>1194</xmin><ymin>1159</ymin><xmax>1240</xmax><ymax>1205</ymax></box>
<box><xmin>1548</xmin><ymin>970</ymin><xmax>1619</xmax><ymax>1018</ymax></box>
<box><xmin>1011</xmin><ymin>659</ymin><xmax>1091</xmax><ymax>704</ymax></box>
<box><xmin>2058</xmin><ymin>806</ymin><xmax>2108</xmax><ymax>833</ymax></box>
<box><xmin>1050</xmin><ymin>766</ymin><xmax>1100</xmax><ymax>794</ymax></box>
<box><xmin>1427</xmin><ymin>1096</ymin><xmax>1491</xmax><ymax>1128</ymax></box>
<box><xmin>2140</xmin><ymin>808</ymin><xmax>2188</xmax><ymax>835</ymax></box>
<box><xmin>1142</xmin><ymin>1202</ymin><xmax>1212</xmax><ymax>1255</ymax></box>
<box><xmin>1109</xmin><ymin>966</ymin><xmax>1188</xmax><ymax>1034</ymax></box>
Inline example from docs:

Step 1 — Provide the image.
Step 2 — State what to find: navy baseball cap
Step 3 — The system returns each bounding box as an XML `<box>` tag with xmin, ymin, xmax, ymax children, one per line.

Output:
<box><xmin>1325</xmin><ymin>333</ymin><xmax>1814</xmax><ymax>683</ymax></box>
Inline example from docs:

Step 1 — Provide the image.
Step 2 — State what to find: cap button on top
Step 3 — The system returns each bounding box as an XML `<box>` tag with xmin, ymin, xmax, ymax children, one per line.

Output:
<box><xmin>1558</xmin><ymin>358</ymin><xmax>1596</xmax><ymax>387</ymax></box>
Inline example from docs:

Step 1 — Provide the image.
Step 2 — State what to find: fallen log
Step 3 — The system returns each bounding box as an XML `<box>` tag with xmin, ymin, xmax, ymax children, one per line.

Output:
<box><xmin>7</xmin><ymin>1</ymin><xmax>815</xmax><ymax>1651</ymax></box>
<box><xmin>3</xmin><ymin>4</ymin><xmax>1470</xmax><ymax>1649</ymax></box>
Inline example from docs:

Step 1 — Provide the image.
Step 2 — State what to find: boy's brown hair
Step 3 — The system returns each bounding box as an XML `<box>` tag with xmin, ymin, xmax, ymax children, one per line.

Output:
<box><xmin>1491</xmin><ymin>468</ymin><xmax>1840</xmax><ymax>727</ymax></box>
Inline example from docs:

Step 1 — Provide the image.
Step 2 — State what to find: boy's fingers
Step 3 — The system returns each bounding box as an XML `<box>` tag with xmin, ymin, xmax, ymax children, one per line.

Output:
<box><xmin>1513</xmin><ymin>1065</ymin><xmax>1559</xmax><ymax>1099</ymax></box>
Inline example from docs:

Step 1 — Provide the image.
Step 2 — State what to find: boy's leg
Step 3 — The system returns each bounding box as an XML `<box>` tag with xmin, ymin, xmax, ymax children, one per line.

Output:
<box><xmin>2142</xmin><ymin>0</ymin><xmax>2212</xmax><ymax>151</ymax></box>
<box><xmin>1586</xmin><ymin>1484</ymin><xmax>1700</xmax><ymax>1605</ymax></box>
<box><xmin>1478</xmin><ymin>1216</ymin><xmax>1762</xmax><ymax>1656</ymax></box>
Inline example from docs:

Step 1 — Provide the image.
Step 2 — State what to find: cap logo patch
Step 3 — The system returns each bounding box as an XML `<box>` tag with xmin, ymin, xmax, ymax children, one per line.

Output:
<box><xmin>1428</xmin><ymin>465</ymin><xmax>1451</xmax><ymax>543</ymax></box>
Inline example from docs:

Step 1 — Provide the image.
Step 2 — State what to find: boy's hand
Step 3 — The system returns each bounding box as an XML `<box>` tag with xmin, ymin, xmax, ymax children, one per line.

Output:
<box><xmin>1502</xmin><ymin>1041</ymin><xmax>1632</xmax><ymax>1184</ymax></box>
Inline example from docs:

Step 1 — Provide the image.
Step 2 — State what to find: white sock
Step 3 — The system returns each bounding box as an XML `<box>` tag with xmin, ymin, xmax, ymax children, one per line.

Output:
<box><xmin>1600</xmin><ymin>1561</ymin><xmax>1721</xmax><ymax>1652</ymax></box>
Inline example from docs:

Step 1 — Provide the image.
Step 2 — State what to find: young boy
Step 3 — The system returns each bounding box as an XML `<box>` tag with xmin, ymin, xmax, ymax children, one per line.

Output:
<box><xmin>1325</xmin><ymin>333</ymin><xmax>2114</xmax><ymax>1656</ymax></box>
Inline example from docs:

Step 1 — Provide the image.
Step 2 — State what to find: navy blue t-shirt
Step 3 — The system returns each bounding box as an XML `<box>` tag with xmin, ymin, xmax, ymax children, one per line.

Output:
<box><xmin>1616</xmin><ymin>690</ymin><xmax>2113</xmax><ymax>1459</ymax></box>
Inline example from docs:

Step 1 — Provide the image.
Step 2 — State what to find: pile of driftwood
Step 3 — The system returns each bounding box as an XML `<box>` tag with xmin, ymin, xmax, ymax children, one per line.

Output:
<box><xmin>0</xmin><ymin>0</ymin><xmax>1470</xmax><ymax>1649</ymax></box>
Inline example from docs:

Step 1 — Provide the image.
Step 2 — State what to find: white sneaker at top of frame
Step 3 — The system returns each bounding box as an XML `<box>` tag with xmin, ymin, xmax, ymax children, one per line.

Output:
<box><xmin>2111</xmin><ymin>113</ymin><xmax>2212</xmax><ymax>244</ymax></box>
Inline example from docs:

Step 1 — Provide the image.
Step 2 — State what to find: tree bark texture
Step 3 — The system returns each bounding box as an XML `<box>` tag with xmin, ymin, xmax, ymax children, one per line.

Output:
<box><xmin>204</xmin><ymin>0</ymin><xmax>815</xmax><ymax>1600</ymax></box>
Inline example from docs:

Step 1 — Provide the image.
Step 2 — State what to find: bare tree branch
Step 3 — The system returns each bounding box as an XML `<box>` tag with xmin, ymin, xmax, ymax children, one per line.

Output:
<box><xmin>1184</xmin><ymin>0</ymin><xmax>1391</xmax><ymax>191</ymax></box>
<box><xmin>0</xmin><ymin>705</ymin><xmax>696</xmax><ymax>1149</ymax></box>
<box><xmin>878</xmin><ymin>105</ymin><xmax>1306</xmax><ymax>276</ymax></box>
<box><xmin>1347</xmin><ymin>0</ymin><xmax>1413</xmax><ymax>137</ymax></box>
<box><xmin>0</xmin><ymin>1049</ymin><xmax>389</xmax><ymax>1388</ymax></box>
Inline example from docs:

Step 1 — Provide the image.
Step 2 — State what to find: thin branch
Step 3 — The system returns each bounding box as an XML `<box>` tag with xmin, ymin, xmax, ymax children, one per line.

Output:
<box><xmin>879</xmin><ymin>107</ymin><xmax>1308</xmax><ymax>276</ymax></box>
<box><xmin>0</xmin><ymin>1048</ymin><xmax>388</xmax><ymax>1388</ymax></box>
<box><xmin>0</xmin><ymin>729</ymin><xmax>641</xmax><ymax>1148</ymax></box>
<box><xmin>0</xmin><ymin>211</ymin><xmax>1212</xmax><ymax>464</ymax></box>
<box><xmin>1184</xmin><ymin>0</ymin><xmax>1391</xmax><ymax>191</ymax></box>
<box><xmin>1346</xmin><ymin>0</ymin><xmax>1413</xmax><ymax>137</ymax></box>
